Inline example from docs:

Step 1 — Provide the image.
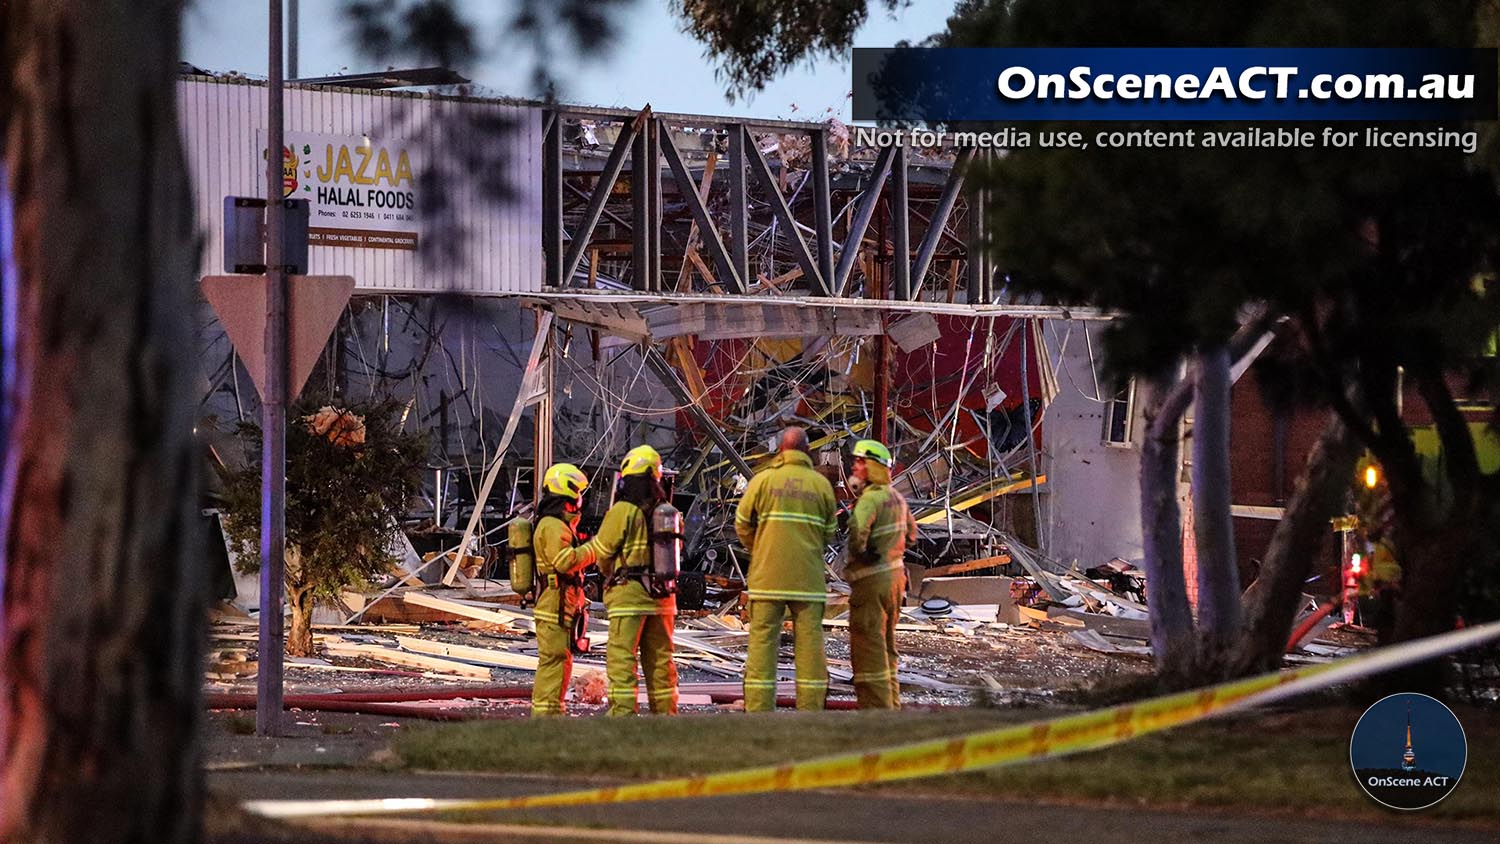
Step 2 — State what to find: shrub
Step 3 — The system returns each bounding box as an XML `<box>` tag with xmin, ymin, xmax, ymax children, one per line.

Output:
<box><xmin>219</xmin><ymin>399</ymin><xmax>427</xmax><ymax>656</ymax></box>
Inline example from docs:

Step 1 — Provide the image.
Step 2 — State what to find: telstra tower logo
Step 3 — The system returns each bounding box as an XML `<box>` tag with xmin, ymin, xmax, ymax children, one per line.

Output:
<box><xmin>1350</xmin><ymin>693</ymin><xmax>1467</xmax><ymax>810</ymax></box>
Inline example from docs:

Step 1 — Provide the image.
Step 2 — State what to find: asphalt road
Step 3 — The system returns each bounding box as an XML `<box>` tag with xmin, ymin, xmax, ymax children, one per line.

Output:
<box><xmin>210</xmin><ymin>769</ymin><xmax>1497</xmax><ymax>844</ymax></box>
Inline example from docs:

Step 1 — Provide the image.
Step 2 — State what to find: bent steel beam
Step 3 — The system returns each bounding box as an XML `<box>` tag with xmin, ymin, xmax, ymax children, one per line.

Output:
<box><xmin>834</xmin><ymin>144</ymin><xmax>896</xmax><ymax>297</ymax></box>
<box><xmin>643</xmin><ymin>346</ymin><xmax>754</xmax><ymax>477</ymax></box>
<box><xmin>659</xmin><ymin>121</ymin><xmax>745</xmax><ymax>293</ymax></box>
<box><xmin>560</xmin><ymin>108</ymin><xmax>647</xmax><ymax>286</ymax></box>
<box><xmin>741</xmin><ymin>126</ymin><xmax>828</xmax><ymax>296</ymax></box>
<box><xmin>910</xmin><ymin>147</ymin><xmax>975</xmax><ymax>300</ymax></box>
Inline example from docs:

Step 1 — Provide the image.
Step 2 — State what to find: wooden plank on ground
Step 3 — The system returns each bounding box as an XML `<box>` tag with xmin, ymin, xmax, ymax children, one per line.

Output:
<box><xmin>395</xmin><ymin>635</ymin><xmax>541</xmax><ymax>671</ymax></box>
<box><xmin>346</xmin><ymin>591</ymin><xmax>476</xmax><ymax>625</ymax></box>
<box><xmin>322</xmin><ymin>641</ymin><xmax>494</xmax><ymax>679</ymax></box>
<box><xmin>1017</xmin><ymin>604</ymin><xmax>1049</xmax><ymax>627</ymax></box>
<box><xmin>315</xmin><ymin>622</ymin><xmax>422</xmax><ymax>634</ymax></box>
<box><xmin>400</xmin><ymin>591</ymin><xmax>534</xmax><ymax>627</ymax></box>
<box><xmin>285</xmin><ymin>656</ymin><xmax>478</xmax><ymax>681</ymax></box>
<box><xmin>921</xmin><ymin>554</ymin><xmax>1012</xmax><ymax>579</ymax></box>
<box><xmin>389</xmin><ymin>563</ymin><xmax>425</xmax><ymax>588</ymax></box>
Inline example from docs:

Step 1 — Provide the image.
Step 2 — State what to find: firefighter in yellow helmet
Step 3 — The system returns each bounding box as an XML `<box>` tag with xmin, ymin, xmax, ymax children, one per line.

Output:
<box><xmin>734</xmin><ymin>427</ymin><xmax>838</xmax><ymax>711</ymax></box>
<box><xmin>530</xmin><ymin>463</ymin><xmax>600</xmax><ymax>716</ymax></box>
<box><xmin>588</xmin><ymin>444</ymin><xmax>679</xmax><ymax>715</ymax></box>
<box><xmin>845</xmin><ymin>439</ymin><xmax>916</xmax><ymax>709</ymax></box>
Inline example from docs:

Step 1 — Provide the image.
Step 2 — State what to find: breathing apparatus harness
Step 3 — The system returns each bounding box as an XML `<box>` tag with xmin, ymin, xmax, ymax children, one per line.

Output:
<box><xmin>508</xmin><ymin>506</ymin><xmax>592</xmax><ymax>654</ymax></box>
<box><xmin>604</xmin><ymin>499</ymin><xmax>683</xmax><ymax>599</ymax></box>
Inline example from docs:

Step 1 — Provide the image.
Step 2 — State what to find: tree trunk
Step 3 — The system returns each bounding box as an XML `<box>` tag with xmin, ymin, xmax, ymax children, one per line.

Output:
<box><xmin>1139</xmin><ymin>365</ymin><xmax>1197</xmax><ymax>684</ymax></box>
<box><xmin>1191</xmin><ymin>345</ymin><xmax>1241</xmax><ymax>666</ymax></box>
<box><xmin>1377</xmin><ymin>368</ymin><xmax>1484</xmax><ymax>692</ymax></box>
<box><xmin>1</xmin><ymin>2</ymin><xmax>203</xmax><ymax>842</ymax></box>
<box><xmin>286</xmin><ymin>580</ymin><xmax>316</xmax><ymax>659</ymax></box>
<box><xmin>1230</xmin><ymin>411</ymin><xmax>1358</xmax><ymax>676</ymax></box>
<box><xmin>1384</xmin><ymin>525</ymin><xmax>1473</xmax><ymax>693</ymax></box>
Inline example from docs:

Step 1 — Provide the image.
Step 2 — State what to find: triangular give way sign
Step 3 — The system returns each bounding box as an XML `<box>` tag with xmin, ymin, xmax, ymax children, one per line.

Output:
<box><xmin>201</xmin><ymin>274</ymin><xmax>355</xmax><ymax>401</ymax></box>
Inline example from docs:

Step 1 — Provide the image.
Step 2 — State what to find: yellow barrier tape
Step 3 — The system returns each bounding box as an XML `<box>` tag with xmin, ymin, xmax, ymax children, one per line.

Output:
<box><xmin>245</xmin><ymin>620</ymin><xmax>1500</xmax><ymax>819</ymax></box>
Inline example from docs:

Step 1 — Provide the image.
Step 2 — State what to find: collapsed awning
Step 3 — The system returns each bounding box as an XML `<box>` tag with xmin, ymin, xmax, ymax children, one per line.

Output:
<box><xmin>523</xmin><ymin>291</ymin><xmax>1108</xmax><ymax>342</ymax></box>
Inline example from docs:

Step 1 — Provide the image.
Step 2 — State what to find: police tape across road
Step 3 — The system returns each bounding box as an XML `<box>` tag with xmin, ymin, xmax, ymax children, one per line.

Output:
<box><xmin>243</xmin><ymin>620</ymin><xmax>1500</xmax><ymax>820</ymax></box>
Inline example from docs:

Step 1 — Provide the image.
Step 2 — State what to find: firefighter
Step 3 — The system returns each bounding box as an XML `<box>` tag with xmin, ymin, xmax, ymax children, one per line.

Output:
<box><xmin>845</xmin><ymin>439</ymin><xmax>917</xmax><ymax>709</ymax></box>
<box><xmin>734</xmin><ymin>427</ymin><xmax>838</xmax><ymax>711</ymax></box>
<box><xmin>591</xmin><ymin>444</ymin><xmax>679</xmax><ymax>715</ymax></box>
<box><xmin>530</xmin><ymin>463</ymin><xmax>600</xmax><ymax>717</ymax></box>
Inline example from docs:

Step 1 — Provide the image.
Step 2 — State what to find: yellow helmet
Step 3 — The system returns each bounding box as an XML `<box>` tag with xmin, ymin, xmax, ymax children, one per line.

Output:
<box><xmin>853</xmin><ymin>439</ymin><xmax>893</xmax><ymax>468</ymax></box>
<box><xmin>620</xmin><ymin>444</ymin><xmax>663</xmax><ymax>479</ymax></box>
<box><xmin>542</xmin><ymin>463</ymin><xmax>590</xmax><ymax>499</ymax></box>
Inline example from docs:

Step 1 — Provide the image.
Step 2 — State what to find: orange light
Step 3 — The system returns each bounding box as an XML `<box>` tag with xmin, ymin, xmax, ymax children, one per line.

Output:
<box><xmin>1364</xmin><ymin>465</ymin><xmax>1379</xmax><ymax>488</ymax></box>
<box><xmin>1350</xmin><ymin>553</ymin><xmax>1364</xmax><ymax>575</ymax></box>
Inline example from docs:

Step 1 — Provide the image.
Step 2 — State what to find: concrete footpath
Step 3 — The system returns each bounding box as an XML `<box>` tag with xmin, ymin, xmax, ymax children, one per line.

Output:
<box><xmin>210</xmin><ymin>769</ymin><xmax>1497</xmax><ymax>844</ymax></box>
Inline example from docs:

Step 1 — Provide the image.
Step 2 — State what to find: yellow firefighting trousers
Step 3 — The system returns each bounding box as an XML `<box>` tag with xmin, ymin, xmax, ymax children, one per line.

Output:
<box><xmin>605</xmin><ymin>613</ymin><xmax>678</xmax><ymax>716</ymax></box>
<box><xmin>531</xmin><ymin>617</ymin><xmax>573</xmax><ymax>716</ymax></box>
<box><xmin>849</xmin><ymin>571</ymin><xmax>903</xmax><ymax>709</ymax></box>
<box><xmin>744</xmin><ymin>599</ymin><xmax>827</xmax><ymax>712</ymax></box>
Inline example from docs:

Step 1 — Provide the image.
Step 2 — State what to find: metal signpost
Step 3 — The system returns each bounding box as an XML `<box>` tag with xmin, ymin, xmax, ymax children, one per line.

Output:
<box><xmin>200</xmin><ymin>2</ymin><xmax>356</xmax><ymax>737</ymax></box>
<box><xmin>259</xmin><ymin>0</ymin><xmax>288</xmax><ymax>737</ymax></box>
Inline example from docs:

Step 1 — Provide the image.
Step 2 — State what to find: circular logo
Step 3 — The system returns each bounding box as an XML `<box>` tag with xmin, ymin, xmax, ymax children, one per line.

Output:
<box><xmin>1350</xmin><ymin>693</ymin><xmax>1466</xmax><ymax>810</ymax></box>
<box><xmin>281</xmin><ymin>146</ymin><xmax>299</xmax><ymax>197</ymax></box>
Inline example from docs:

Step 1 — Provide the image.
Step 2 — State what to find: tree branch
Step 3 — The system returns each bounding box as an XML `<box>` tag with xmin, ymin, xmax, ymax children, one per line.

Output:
<box><xmin>1149</xmin><ymin>304</ymin><xmax>1280</xmax><ymax>438</ymax></box>
<box><xmin>1296</xmin><ymin>303</ymin><xmax>1382</xmax><ymax>450</ymax></box>
<box><xmin>1358</xmin><ymin>362</ymin><xmax>1424</xmax><ymax>504</ymax></box>
<box><xmin>1414</xmin><ymin>365</ymin><xmax>1481</xmax><ymax>507</ymax></box>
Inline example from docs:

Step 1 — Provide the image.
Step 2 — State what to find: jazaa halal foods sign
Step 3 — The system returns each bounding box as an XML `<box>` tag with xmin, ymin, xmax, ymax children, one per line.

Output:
<box><xmin>261</xmin><ymin>132</ymin><xmax>420</xmax><ymax>251</ymax></box>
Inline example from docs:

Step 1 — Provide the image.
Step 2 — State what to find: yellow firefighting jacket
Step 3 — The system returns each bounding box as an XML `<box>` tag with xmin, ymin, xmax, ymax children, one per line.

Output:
<box><xmin>734</xmin><ymin>450</ymin><xmax>837</xmax><ymax>603</ymax></box>
<box><xmin>593</xmin><ymin>500</ymin><xmax>676</xmax><ymax>618</ymax></box>
<box><xmin>532</xmin><ymin>514</ymin><xmax>598</xmax><ymax>626</ymax></box>
<box><xmin>846</xmin><ymin>478</ymin><xmax>917</xmax><ymax>582</ymax></box>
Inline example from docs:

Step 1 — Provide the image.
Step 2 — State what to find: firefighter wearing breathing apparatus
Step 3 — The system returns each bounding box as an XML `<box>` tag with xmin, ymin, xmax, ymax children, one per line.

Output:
<box><xmin>525</xmin><ymin>463</ymin><xmax>601</xmax><ymax>716</ymax></box>
<box><xmin>589</xmin><ymin>444</ymin><xmax>682</xmax><ymax>715</ymax></box>
<box><xmin>735</xmin><ymin>427</ymin><xmax>838</xmax><ymax>712</ymax></box>
<box><xmin>845</xmin><ymin>439</ymin><xmax>916</xmax><ymax>709</ymax></box>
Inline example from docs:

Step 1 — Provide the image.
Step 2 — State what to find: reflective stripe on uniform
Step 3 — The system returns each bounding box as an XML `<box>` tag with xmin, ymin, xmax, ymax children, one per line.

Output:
<box><xmin>844</xmin><ymin>559</ymin><xmax>905</xmax><ymax>582</ymax></box>
<box><xmin>795</xmin><ymin>678</ymin><xmax>829</xmax><ymax>687</ymax></box>
<box><xmin>746</xmin><ymin>589</ymin><xmax>828</xmax><ymax>602</ymax></box>
<box><xmin>606</xmin><ymin>606</ymin><xmax>674</xmax><ymax>618</ymax></box>
<box><xmin>762</xmin><ymin>512</ymin><xmax>826</xmax><ymax>526</ymax></box>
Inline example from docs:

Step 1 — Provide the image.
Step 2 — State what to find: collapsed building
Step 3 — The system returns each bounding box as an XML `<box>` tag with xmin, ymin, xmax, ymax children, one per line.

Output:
<box><xmin>181</xmin><ymin>73</ymin><xmax>1358</xmax><ymax>704</ymax></box>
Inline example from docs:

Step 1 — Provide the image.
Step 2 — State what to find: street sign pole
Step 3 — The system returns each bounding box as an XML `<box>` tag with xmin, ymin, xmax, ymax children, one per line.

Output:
<box><xmin>257</xmin><ymin>0</ymin><xmax>288</xmax><ymax>737</ymax></box>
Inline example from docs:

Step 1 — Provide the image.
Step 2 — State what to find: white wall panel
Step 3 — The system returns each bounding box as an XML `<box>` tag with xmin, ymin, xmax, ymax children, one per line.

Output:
<box><xmin>177</xmin><ymin>76</ymin><xmax>542</xmax><ymax>294</ymax></box>
<box><xmin>1041</xmin><ymin>320</ymin><xmax>1145</xmax><ymax>568</ymax></box>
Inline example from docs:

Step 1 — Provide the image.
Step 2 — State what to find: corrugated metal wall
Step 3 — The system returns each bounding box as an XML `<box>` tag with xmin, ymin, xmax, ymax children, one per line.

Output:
<box><xmin>177</xmin><ymin>76</ymin><xmax>542</xmax><ymax>294</ymax></box>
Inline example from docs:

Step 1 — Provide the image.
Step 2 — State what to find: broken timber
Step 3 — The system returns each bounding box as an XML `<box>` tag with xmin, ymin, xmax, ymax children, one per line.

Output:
<box><xmin>920</xmin><ymin>555</ymin><xmax>1012</xmax><ymax>579</ymax></box>
<box><xmin>321</xmin><ymin>640</ymin><xmax>494</xmax><ymax>679</ymax></box>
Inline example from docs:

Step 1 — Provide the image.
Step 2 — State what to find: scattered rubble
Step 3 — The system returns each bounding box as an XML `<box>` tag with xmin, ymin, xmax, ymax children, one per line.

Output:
<box><xmin>208</xmin><ymin>523</ymin><xmax>1379</xmax><ymax>717</ymax></box>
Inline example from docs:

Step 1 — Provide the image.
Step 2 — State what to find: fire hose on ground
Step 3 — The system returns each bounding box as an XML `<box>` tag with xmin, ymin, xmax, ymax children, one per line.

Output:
<box><xmin>204</xmin><ymin>686</ymin><xmax>863</xmax><ymax>720</ymax></box>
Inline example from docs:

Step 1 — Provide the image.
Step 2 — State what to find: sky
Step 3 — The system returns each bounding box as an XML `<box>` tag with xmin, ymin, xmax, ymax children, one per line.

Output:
<box><xmin>183</xmin><ymin>0</ymin><xmax>958</xmax><ymax>121</ymax></box>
